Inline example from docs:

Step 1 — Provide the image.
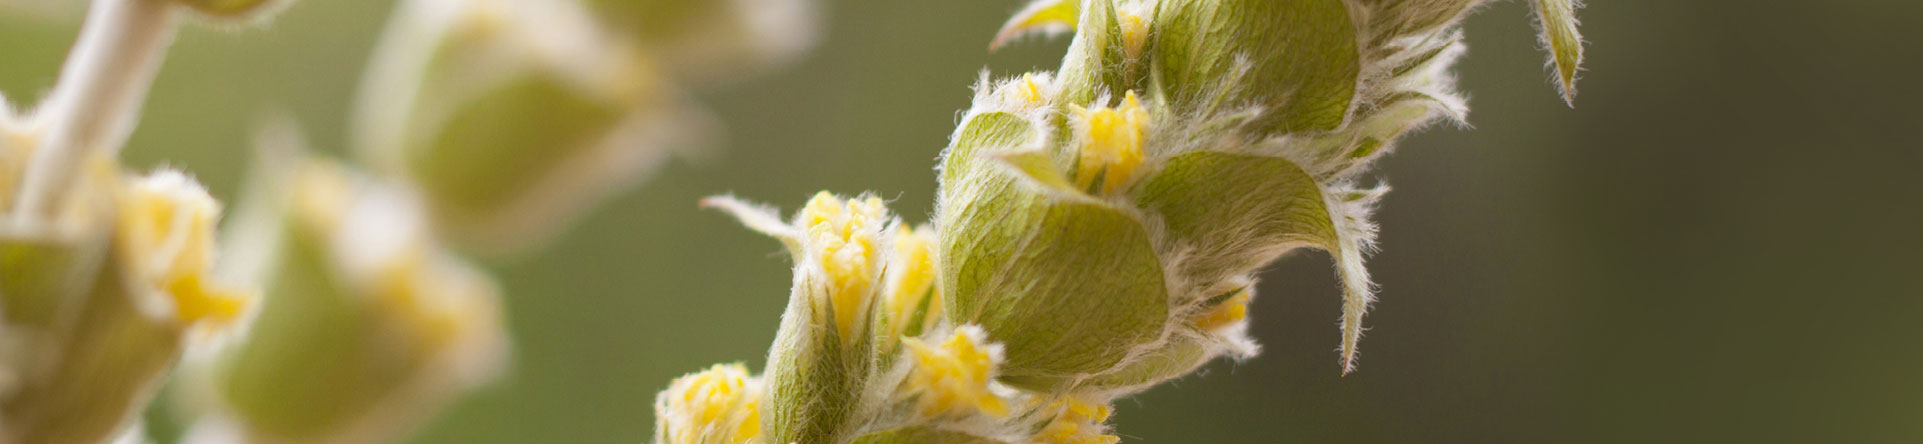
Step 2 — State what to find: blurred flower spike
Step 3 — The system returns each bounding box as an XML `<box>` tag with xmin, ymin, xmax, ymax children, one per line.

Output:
<box><xmin>355</xmin><ymin>0</ymin><xmax>825</xmax><ymax>257</ymax></box>
<box><xmin>174</xmin><ymin>140</ymin><xmax>506</xmax><ymax>444</ymax></box>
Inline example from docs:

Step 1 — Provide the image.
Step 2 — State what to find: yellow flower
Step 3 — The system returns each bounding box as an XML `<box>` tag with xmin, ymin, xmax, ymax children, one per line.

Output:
<box><xmin>882</xmin><ymin>225</ymin><xmax>940</xmax><ymax>340</ymax></box>
<box><xmin>656</xmin><ymin>363</ymin><xmax>764</xmax><ymax>444</ymax></box>
<box><xmin>900</xmin><ymin>326</ymin><xmax>1006</xmax><ymax>418</ymax></box>
<box><xmin>799</xmin><ymin>192</ymin><xmax>889</xmax><ymax>339</ymax></box>
<box><xmin>1035</xmin><ymin>397</ymin><xmax>1120</xmax><ymax>444</ymax></box>
<box><xmin>1069</xmin><ymin>91</ymin><xmax>1149</xmax><ymax>195</ymax></box>
<box><xmin>115</xmin><ymin>170</ymin><xmax>249</xmax><ymax>327</ymax></box>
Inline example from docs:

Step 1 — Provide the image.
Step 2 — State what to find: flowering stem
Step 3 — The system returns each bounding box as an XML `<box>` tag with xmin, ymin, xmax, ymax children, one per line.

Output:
<box><xmin>11</xmin><ymin>0</ymin><xmax>180</xmax><ymax>224</ymax></box>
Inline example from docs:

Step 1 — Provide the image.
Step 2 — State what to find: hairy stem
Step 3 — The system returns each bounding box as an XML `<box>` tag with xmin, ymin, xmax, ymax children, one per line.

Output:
<box><xmin>12</xmin><ymin>0</ymin><xmax>180</xmax><ymax>223</ymax></box>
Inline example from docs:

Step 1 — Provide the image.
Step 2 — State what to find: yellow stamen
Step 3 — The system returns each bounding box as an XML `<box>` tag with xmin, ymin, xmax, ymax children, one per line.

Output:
<box><xmin>901</xmin><ymin>326</ymin><xmax>1006</xmax><ymax>418</ymax></box>
<box><xmin>1070</xmin><ymin>91</ymin><xmax>1149</xmax><ymax>195</ymax></box>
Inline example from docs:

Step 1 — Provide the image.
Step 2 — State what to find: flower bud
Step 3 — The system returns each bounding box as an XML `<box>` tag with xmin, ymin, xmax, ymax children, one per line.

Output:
<box><xmin>3</xmin><ymin>167</ymin><xmax>251</xmax><ymax>444</ymax></box>
<box><xmin>706</xmin><ymin>192</ymin><xmax>895</xmax><ymax>444</ymax></box>
<box><xmin>898</xmin><ymin>326</ymin><xmax>1007</xmax><ymax>419</ymax></box>
<box><xmin>354</xmin><ymin>0</ymin><xmax>694</xmax><ymax>255</ymax></box>
<box><xmin>655</xmin><ymin>363</ymin><xmax>765</xmax><ymax>444</ymax></box>
<box><xmin>877</xmin><ymin>225</ymin><xmax>940</xmax><ymax>351</ymax></box>
<box><xmin>200</xmin><ymin>158</ymin><xmax>506</xmax><ymax>443</ymax></box>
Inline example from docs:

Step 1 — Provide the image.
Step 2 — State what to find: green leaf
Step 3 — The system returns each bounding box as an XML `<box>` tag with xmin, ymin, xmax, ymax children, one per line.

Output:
<box><xmin>1151</xmin><ymin>0</ymin><xmax>1360</xmax><ymax>135</ymax></box>
<box><xmin>939</xmin><ymin>112</ymin><xmax>1168</xmax><ymax>391</ymax></box>
<box><xmin>1136</xmin><ymin>151</ymin><xmax>1336</xmax><ymax>290</ymax></box>
<box><xmin>1354</xmin><ymin>0</ymin><xmax>1480</xmax><ymax>46</ymax></box>
<box><xmin>1055</xmin><ymin>0</ymin><xmax>1135</xmax><ymax>105</ymax></box>
<box><xmin>1136</xmin><ymin>151</ymin><xmax>1382</xmax><ymax>374</ymax></box>
<box><xmin>1081</xmin><ymin>326</ymin><xmax>1213</xmax><ymax>390</ymax></box>
<box><xmin>1531</xmin><ymin>0</ymin><xmax>1585</xmax><ymax>106</ymax></box>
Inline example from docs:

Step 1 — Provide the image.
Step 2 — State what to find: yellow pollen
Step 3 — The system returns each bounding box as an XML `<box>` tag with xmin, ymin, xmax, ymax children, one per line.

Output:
<box><xmin>884</xmin><ymin>226</ymin><xmax>940</xmax><ymax>339</ymax></box>
<box><xmin>800</xmin><ymin>192</ymin><xmax>888</xmax><ymax>339</ymax></box>
<box><xmin>1070</xmin><ymin>91</ymin><xmax>1149</xmax><ymax>195</ymax></box>
<box><xmin>902</xmin><ymin>327</ymin><xmax>1006</xmax><ymax>418</ymax></box>
<box><xmin>1193</xmin><ymin>289</ymin><xmax>1251</xmax><ymax>331</ymax></box>
<box><xmin>1036</xmin><ymin>398</ymin><xmax>1119</xmax><ymax>444</ymax></box>
<box><xmin>659</xmin><ymin>363</ymin><xmax>763</xmax><ymax>444</ymax></box>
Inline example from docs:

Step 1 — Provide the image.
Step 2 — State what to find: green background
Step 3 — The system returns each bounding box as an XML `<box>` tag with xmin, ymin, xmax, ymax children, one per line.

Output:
<box><xmin>4</xmin><ymin>0</ymin><xmax>1921</xmax><ymax>442</ymax></box>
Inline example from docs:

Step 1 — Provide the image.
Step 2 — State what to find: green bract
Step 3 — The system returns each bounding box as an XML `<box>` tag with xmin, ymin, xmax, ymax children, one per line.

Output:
<box><xmin>2</xmin><ymin>237</ymin><xmax>180</xmax><ymax>444</ymax></box>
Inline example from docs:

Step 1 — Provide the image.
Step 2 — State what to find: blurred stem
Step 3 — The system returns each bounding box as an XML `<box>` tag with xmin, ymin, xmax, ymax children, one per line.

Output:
<box><xmin>11</xmin><ymin>0</ymin><xmax>179</xmax><ymax>223</ymax></box>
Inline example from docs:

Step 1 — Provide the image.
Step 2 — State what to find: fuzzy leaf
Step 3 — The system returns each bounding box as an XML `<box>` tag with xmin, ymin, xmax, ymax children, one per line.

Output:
<box><xmin>939</xmin><ymin>112</ymin><xmax>1167</xmax><ymax>391</ymax></box>
<box><xmin>1531</xmin><ymin>0</ymin><xmax>1585</xmax><ymax>106</ymax></box>
<box><xmin>763</xmin><ymin>280</ymin><xmax>874</xmax><ymax>444</ymax></box>
<box><xmin>1136</xmin><ymin>151</ymin><xmax>1383</xmax><ymax>374</ymax></box>
<box><xmin>1150</xmin><ymin>0</ymin><xmax>1359</xmax><ymax>134</ymax></box>
<box><xmin>1355</xmin><ymin>0</ymin><xmax>1481</xmax><ymax>45</ymax></box>
<box><xmin>987</xmin><ymin>149</ymin><xmax>1085</xmax><ymax>200</ymax></box>
<box><xmin>1055</xmin><ymin>0</ymin><xmax>1133</xmax><ymax>105</ymax></box>
<box><xmin>990</xmin><ymin>0</ymin><xmax>1080</xmax><ymax>50</ymax></box>
<box><xmin>1080</xmin><ymin>326</ymin><xmax>1213</xmax><ymax>391</ymax></box>
<box><xmin>1137</xmin><ymin>151</ymin><xmax>1336</xmax><ymax>291</ymax></box>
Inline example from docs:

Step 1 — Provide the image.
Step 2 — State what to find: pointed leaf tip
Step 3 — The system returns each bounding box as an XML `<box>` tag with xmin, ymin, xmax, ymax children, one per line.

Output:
<box><xmin>1532</xmin><ymin>0</ymin><xmax>1585</xmax><ymax>106</ymax></box>
<box><xmin>990</xmin><ymin>0</ymin><xmax>1080</xmax><ymax>51</ymax></box>
<box><xmin>701</xmin><ymin>195</ymin><xmax>799</xmax><ymax>244</ymax></box>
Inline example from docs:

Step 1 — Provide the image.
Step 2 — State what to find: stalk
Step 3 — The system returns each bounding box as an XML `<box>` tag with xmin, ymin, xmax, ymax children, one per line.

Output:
<box><xmin>11</xmin><ymin>0</ymin><xmax>180</xmax><ymax>224</ymax></box>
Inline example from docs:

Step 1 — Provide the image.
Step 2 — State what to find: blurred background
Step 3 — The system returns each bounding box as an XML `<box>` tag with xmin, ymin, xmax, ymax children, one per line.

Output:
<box><xmin>3</xmin><ymin>0</ymin><xmax>1921</xmax><ymax>442</ymax></box>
